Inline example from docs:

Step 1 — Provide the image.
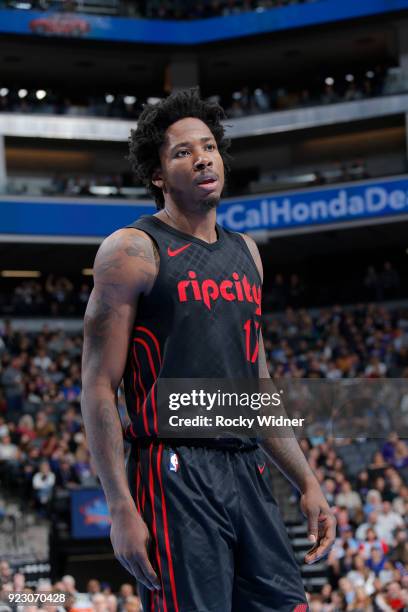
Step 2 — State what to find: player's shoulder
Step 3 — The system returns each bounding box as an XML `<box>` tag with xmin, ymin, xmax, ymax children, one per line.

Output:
<box><xmin>236</xmin><ymin>232</ymin><xmax>258</xmax><ymax>251</ymax></box>
<box><xmin>96</xmin><ymin>226</ymin><xmax>157</xmax><ymax>263</ymax></box>
<box><xmin>93</xmin><ymin>226</ymin><xmax>158</xmax><ymax>286</ymax></box>
<box><xmin>100</xmin><ymin>226</ymin><xmax>153</xmax><ymax>252</ymax></box>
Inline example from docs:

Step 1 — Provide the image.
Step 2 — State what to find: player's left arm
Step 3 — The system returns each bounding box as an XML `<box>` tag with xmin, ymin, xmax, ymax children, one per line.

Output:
<box><xmin>240</xmin><ymin>233</ymin><xmax>336</xmax><ymax>564</ymax></box>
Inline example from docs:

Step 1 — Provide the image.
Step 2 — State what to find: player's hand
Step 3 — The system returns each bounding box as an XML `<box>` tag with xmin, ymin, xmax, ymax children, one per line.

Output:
<box><xmin>110</xmin><ymin>502</ymin><xmax>161</xmax><ymax>591</ymax></box>
<box><xmin>299</xmin><ymin>481</ymin><xmax>336</xmax><ymax>564</ymax></box>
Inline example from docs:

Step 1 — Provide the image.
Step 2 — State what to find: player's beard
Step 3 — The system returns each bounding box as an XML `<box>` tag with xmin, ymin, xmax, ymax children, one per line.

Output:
<box><xmin>199</xmin><ymin>193</ymin><xmax>221</xmax><ymax>211</ymax></box>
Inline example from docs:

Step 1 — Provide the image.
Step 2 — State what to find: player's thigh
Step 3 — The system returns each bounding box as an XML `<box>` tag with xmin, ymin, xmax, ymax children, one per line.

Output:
<box><xmin>232</xmin><ymin>449</ymin><xmax>308</xmax><ymax>612</ymax></box>
<box><xmin>137</xmin><ymin>444</ymin><xmax>236</xmax><ymax>612</ymax></box>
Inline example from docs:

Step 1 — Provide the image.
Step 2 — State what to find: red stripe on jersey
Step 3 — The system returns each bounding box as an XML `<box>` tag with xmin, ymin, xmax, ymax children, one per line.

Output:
<box><xmin>135</xmin><ymin>337</ymin><xmax>158</xmax><ymax>379</ymax></box>
<box><xmin>135</xmin><ymin>326</ymin><xmax>162</xmax><ymax>364</ymax></box>
<box><xmin>135</xmin><ymin>337</ymin><xmax>158</xmax><ymax>435</ymax></box>
<box><xmin>157</xmin><ymin>444</ymin><xmax>179</xmax><ymax>612</ymax></box>
<box><xmin>132</xmin><ymin>358</ymin><xmax>140</xmax><ymax>415</ymax></box>
<box><xmin>149</xmin><ymin>445</ymin><xmax>168</xmax><ymax>612</ymax></box>
<box><xmin>133</xmin><ymin>344</ymin><xmax>150</xmax><ymax>436</ymax></box>
<box><xmin>251</xmin><ymin>321</ymin><xmax>260</xmax><ymax>363</ymax></box>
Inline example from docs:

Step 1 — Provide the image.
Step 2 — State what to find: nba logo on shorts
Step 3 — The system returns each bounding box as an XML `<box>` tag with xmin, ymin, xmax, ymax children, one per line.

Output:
<box><xmin>169</xmin><ymin>452</ymin><xmax>179</xmax><ymax>472</ymax></box>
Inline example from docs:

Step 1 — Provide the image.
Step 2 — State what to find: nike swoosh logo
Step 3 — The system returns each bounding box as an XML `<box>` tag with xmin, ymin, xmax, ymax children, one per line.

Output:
<box><xmin>257</xmin><ymin>463</ymin><xmax>266</xmax><ymax>475</ymax></box>
<box><xmin>167</xmin><ymin>243</ymin><xmax>192</xmax><ymax>257</ymax></box>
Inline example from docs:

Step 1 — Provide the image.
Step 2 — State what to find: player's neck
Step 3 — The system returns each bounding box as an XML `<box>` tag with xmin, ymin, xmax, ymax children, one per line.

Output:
<box><xmin>156</xmin><ymin>205</ymin><xmax>218</xmax><ymax>244</ymax></box>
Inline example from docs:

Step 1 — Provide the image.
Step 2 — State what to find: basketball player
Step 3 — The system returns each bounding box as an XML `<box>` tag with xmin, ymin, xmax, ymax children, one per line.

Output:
<box><xmin>81</xmin><ymin>89</ymin><xmax>336</xmax><ymax>611</ymax></box>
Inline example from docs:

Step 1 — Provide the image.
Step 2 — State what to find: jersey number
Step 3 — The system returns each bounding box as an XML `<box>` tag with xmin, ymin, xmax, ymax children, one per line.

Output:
<box><xmin>243</xmin><ymin>319</ymin><xmax>260</xmax><ymax>363</ymax></box>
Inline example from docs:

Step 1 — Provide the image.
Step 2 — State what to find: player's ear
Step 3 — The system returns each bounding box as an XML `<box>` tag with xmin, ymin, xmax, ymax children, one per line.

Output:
<box><xmin>152</xmin><ymin>167</ymin><xmax>164</xmax><ymax>190</ymax></box>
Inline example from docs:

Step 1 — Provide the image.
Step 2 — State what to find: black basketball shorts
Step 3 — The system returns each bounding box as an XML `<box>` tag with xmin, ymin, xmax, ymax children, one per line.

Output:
<box><xmin>126</xmin><ymin>441</ymin><xmax>308</xmax><ymax>612</ymax></box>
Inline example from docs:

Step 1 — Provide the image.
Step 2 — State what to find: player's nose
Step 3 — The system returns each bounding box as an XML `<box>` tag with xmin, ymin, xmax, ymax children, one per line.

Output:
<box><xmin>193</xmin><ymin>156</ymin><xmax>213</xmax><ymax>170</ymax></box>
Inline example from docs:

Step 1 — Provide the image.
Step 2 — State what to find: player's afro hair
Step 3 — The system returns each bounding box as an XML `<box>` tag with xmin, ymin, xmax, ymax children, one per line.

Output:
<box><xmin>128</xmin><ymin>88</ymin><xmax>231</xmax><ymax>209</ymax></box>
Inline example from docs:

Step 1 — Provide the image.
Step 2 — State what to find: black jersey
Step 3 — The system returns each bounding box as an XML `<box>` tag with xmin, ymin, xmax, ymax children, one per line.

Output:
<box><xmin>123</xmin><ymin>215</ymin><xmax>262</xmax><ymax>440</ymax></box>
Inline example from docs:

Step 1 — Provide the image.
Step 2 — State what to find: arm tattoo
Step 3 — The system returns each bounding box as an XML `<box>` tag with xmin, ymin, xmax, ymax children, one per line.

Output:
<box><xmin>81</xmin><ymin>396</ymin><xmax>132</xmax><ymax>508</ymax></box>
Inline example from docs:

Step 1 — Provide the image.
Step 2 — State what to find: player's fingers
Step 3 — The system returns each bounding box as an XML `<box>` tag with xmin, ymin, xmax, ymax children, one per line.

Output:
<box><xmin>304</xmin><ymin>524</ymin><xmax>336</xmax><ymax>564</ymax></box>
<box><xmin>129</xmin><ymin>552</ymin><xmax>161</xmax><ymax>591</ymax></box>
<box><xmin>306</xmin><ymin>507</ymin><xmax>319</xmax><ymax>544</ymax></box>
<box><xmin>304</xmin><ymin>534</ymin><xmax>334</xmax><ymax>564</ymax></box>
<box><xmin>304</xmin><ymin>513</ymin><xmax>336</xmax><ymax>564</ymax></box>
<box><xmin>139</xmin><ymin>554</ymin><xmax>161</xmax><ymax>591</ymax></box>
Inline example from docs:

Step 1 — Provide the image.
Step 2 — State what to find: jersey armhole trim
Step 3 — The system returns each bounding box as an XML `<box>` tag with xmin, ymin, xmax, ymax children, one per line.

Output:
<box><xmin>233</xmin><ymin>233</ymin><xmax>263</xmax><ymax>285</ymax></box>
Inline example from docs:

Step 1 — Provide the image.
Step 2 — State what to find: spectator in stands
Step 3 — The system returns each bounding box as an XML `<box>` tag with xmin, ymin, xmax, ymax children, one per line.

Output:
<box><xmin>363</xmin><ymin>489</ymin><xmax>383</xmax><ymax>517</ymax></box>
<box><xmin>356</xmin><ymin>469</ymin><xmax>370</xmax><ymax>499</ymax></box>
<box><xmin>321</xmin><ymin>82</ymin><xmax>339</xmax><ymax>105</ymax></box>
<box><xmin>55</xmin><ymin>457</ymin><xmax>80</xmax><ymax>489</ymax></box>
<box><xmin>368</xmin><ymin>451</ymin><xmax>388</xmax><ymax>482</ymax></box>
<box><xmin>366</xmin><ymin>547</ymin><xmax>387</xmax><ymax>576</ymax></box>
<box><xmin>335</xmin><ymin>480</ymin><xmax>362</xmax><ymax>518</ymax></box>
<box><xmin>392</xmin><ymin>440</ymin><xmax>408</xmax><ymax>469</ymax></box>
<box><xmin>376</xmin><ymin>580</ymin><xmax>407</xmax><ymax>610</ymax></box>
<box><xmin>1</xmin><ymin>356</ymin><xmax>24</xmax><ymax>417</ymax></box>
<box><xmin>376</xmin><ymin>501</ymin><xmax>404</xmax><ymax>545</ymax></box>
<box><xmin>382</xmin><ymin>431</ymin><xmax>400</xmax><ymax>463</ymax></box>
<box><xmin>0</xmin><ymin>434</ymin><xmax>21</xmax><ymax>462</ymax></box>
<box><xmin>356</xmin><ymin>511</ymin><xmax>379</xmax><ymax>541</ymax></box>
<box><xmin>33</xmin><ymin>348</ymin><xmax>52</xmax><ymax>372</ymax></box>
<box><xmin>344</xmin><ymin>82</ymin><xmax>363</xmax><ymax>102</ymax></box>
<box><xmin>35</xmin><ymin>411</ymin><xmax>56</xmax><ymax>439</ymax></box>
<box><xmin>78</xmin><ymin>283</ymin><xmax>91</xmax><ymax>312</ymax></box>
<box><xmin>32</xmin><ymin>460</ymin><xmax>56</xmax><ymax>510</ymax></box>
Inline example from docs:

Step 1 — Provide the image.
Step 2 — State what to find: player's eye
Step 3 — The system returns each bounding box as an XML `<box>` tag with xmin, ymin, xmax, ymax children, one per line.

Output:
<box><xmin>176</xmin><ymin>149</ymin><xmax>190</xmax><ymax>158</ymax></box>
<box><xmin>205</xmin><ymin>143</ymin><xmax>216</xmax><ymax>151</ymax></box>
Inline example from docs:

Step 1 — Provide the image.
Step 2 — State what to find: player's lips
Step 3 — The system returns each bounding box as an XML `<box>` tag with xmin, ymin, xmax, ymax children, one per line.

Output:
<box><xmin>194</xmin><ymin>172</ymin><xmax>219</xmax><ymax>192</ymax></box>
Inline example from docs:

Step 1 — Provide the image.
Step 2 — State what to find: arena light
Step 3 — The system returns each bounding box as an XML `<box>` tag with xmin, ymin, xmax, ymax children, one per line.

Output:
<box><xmin>124</xmin><ymin>95</ymin><xmax>136</xmax><ymax>105</ymax></box>
<box><xmin>366</xmin><ymin>70</ymin><xmax>375</xmax><ymax>79</ymax></box>
<box><xmin>105</xmin><ymin>94</ymin><xmax>115</xmax><ymax>104</ymax></box>
<box><xmin>35</xmin><ymin>90</ymin><xmax>47</xmax><ymax>100</ymax></box>
<box><xmin>18</xmin><ymin>89</ymin><xmax>28</xmax><ymax>99</ymax></box>
<box><xmin>0</xmin><ymin>88</ymin><xmax>9</xmax><ymax>97</ymax></box>
<box><xmin>82</xmin><ymin>268</ymin><xmax>93</xmax><ymax>276</ymax></box>
<box><xmin>1</xmin><ymin>270</ymin><xmax>41</xmax><ymax>278</ymax></box>
<box><xmin>147</xmin><ymin>97</ymin><xmax>161</xmax><ymax>105</ymax></box>
<box><xmin>324</xmin><ymin>77</ymin><xmax>334</xmax><ymax>86</ymax></box>
<box><xmin>345</xmin><ymin>74</ymin><xmax>354</xmax><ymax>82</ymax></box>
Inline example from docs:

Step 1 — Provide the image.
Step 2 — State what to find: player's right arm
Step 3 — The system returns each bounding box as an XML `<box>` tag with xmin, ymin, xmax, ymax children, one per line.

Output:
<box><xmin>81</xmin><ymin>227</ymin><xmax>161</xmax><ymax>592</ymax></box>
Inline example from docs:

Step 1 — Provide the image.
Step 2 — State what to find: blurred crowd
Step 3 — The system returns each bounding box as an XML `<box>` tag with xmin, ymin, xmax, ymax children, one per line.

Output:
<box><xmin>1</xmin><ymin>0</ymin><xmax>321</xmax><ymax>19</ymax></box>
<box><xmin>0</xmin><ymin>568</ymin><xmax>143</xmax><ymax>612</ymax></box>
<box><xmin>5</xmin><ymin>158</ymin><xmax>372</xmax><ymax>201</ymax></box>
<box><xmin>0</xmin><ymin>65</ymin><xmax>404</xmax><ymax>122</ymax></box>
<box><xmin>1</xmin><ymin>299</ymin><xmax>408</xmax><ymax>607</ymax></box>
<box><xmin>1</xmin><ymin>262</ymin><xmax>404</xmax><ymax>318</ymax></box>
<box><xmin>263</xmin><ymin>300</ymin><xmax>408</xmax><ymax>379</ymax></box>
<box><xmin>302</xmin><ymin>435</ymin><xmax>408</xmax><ymax>610</ymax></box>
<box><xmin>223</xmin><ymin>65</ymin><xmax>403</xmax><ymax>118</ymax></box>
<box><xmin>264</xmin><ymin>262</ymin><xmax>402</xmax><ymax>312</ymax></box>
<box><xmin>1</xmin><ymin>276</ymin><xmax>91</xmax><ymax>317</ymax></box>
